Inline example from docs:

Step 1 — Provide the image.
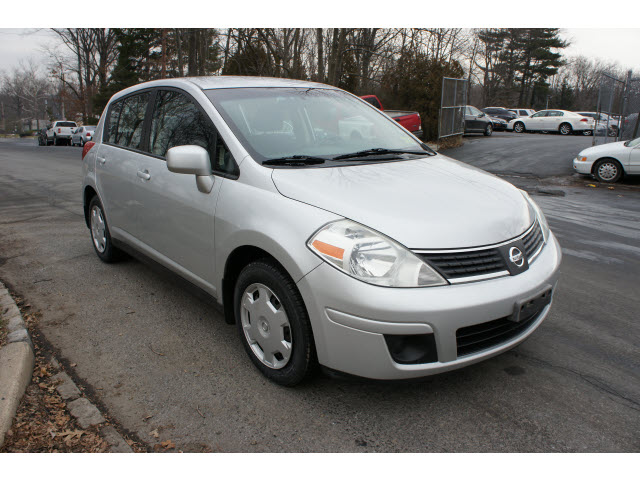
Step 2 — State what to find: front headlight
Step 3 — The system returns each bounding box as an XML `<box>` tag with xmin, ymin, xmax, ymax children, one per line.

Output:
<box><xmin>520</xmin><ymin>190</ymin><xmax>550</xmax><ymax>243</ymax></box>
<box><xmin>307</xmin><ymin>220</ymin><xmax>447</xmax><ymax>288</ymax></box>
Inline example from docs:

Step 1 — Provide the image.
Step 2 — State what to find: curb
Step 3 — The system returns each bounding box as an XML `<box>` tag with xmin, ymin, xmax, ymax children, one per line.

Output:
<box><xmin>0</xmin><ymin>282</ymin><xmax>132</xmax><ymax>452</ymax></box>
<box><xmin>0</xmin><ymin>282</ymin><xmax>35</xmax><ymax>447</ymax></box>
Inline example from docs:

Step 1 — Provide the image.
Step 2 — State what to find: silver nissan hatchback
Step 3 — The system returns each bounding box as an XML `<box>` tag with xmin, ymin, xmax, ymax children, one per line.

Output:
<box><xmin>82</xmin><ymin>76</ymin><xmax>561</xmax><ymax>386</ymax></box>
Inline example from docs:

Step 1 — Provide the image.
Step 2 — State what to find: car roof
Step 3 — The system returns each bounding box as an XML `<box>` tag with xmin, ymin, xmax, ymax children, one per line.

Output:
<box><xmin>107</xmin><ymin>76</ymin><xmax>338</xmax><ymax>105</ymax></box>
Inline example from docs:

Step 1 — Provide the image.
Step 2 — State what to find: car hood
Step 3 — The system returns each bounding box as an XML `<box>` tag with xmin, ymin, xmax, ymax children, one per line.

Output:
<box><xmin>579</xmin><ymin>141</ymin><xmax>628</xmax><ymax>157</ymax></box>
<box><xmin>271</xmin><ymin>155</ymin><xmax>535</xmax><ymax>249</ymax></box>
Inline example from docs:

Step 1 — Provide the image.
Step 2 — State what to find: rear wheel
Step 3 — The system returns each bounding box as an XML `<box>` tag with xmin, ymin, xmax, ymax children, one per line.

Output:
<box><xmin>582</xmin><ymin>129</ymin><xmax>593</xmax><ymax>136</ymax></box>
<box><xmin>593</xmin><ymin>158</ymin><xmax>623</xmax><ymax>183</ymax></box>
<box><xmin>514</xmin><ymin>122</ymin><xmax>525</xmax><ymax>133</ymax></box>
<box><xmin>234</xmin><ymin>259</ymin><xmax>316</xmax><ymax>386</ymax></box>
<box><xmin>88</xmin><ymin>196</ymin><xmax>124</xmax><ymax>262</ymax></box>
<box><xmin>559</xmin><ymin>123</ymin><xmax>572</xmax><ymax>135</ymax></box>
<box><xmin>484</xmin><ymin>124</ymin><xmax>493</xmax><ymax>136</ymax></box>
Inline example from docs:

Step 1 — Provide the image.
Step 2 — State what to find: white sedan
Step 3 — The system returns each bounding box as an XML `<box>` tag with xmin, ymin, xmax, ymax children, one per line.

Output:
<box><xmin>507</xmin><ymin>109</ymin><xmax>595</xmax><ymax>135</ymax></box>
<box><xmin>573</xmin><ymin>137</ymin><xmax>640</xmax><ymax>183</ymax></box>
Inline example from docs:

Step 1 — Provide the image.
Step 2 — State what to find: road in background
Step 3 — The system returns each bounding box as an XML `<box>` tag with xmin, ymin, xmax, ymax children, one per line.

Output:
<box><xmin>0</xmin><ymin>138</ymin><xmax>638</xmax><ymax>452</ymax></box>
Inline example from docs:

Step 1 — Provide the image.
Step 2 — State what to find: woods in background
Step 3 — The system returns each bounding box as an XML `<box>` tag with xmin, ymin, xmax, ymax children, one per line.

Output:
<box><xmin>0</xmin><ymin>28</ymin><xmax>635</xmax><ymax>139</ymax></box>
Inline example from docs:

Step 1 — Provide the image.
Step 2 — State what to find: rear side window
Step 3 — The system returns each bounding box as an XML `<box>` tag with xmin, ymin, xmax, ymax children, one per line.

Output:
<box><xmin>150</xmin><ymin>90</ymin><xmax>237</xmax><ymax>176</ymax></box>
<box><xmin>548</xmin><ymin>111</ymin><xmax>563</xmax><ymax>117</ymax></box>
<box><xmin>519</xmin><ymin>110</ymin><xmax>528</xmax><ymax>116</ymax></box>
<box><xmin>106</xmin><ymin>100</ymin><xmax>123</xmax><ymax>144</ymax></box>
<box><xmin>116</xmin><ymin>93</ymin><xmax>150</xmax><ymax>149</ymax></box>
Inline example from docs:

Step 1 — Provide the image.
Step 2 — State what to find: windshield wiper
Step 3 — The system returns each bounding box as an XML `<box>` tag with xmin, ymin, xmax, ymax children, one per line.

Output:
<box><xmin>333</xmin><ymin>148</ymin><xmax>434</xmax><ymax>160</ymax></box>
<box><xmin>263</xmin><ymin>155</ymin><xmax>326</xmax><ymax>166</ymax></box>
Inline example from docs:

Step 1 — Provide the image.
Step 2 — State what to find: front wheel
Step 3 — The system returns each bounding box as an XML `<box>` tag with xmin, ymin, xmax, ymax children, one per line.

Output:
<box><xmin>593</xmin><ymin>158</ymin><xmax>623</xmax><ymax>183</ymax></box>
<box><xmin>484</xmin><ymin>124</ymin><xmax>493</xmax><ymax>136</ymax></box>
<box><xmin>514</xmin><ymin>122</ymin><xmax>525</xmax><ymax>133</ymax></box>
<box><xmin>559</xmin><ymin>123</ymin><xmax>572</xmax><ymax>135</ymax></box>
<box><xmin>234</xmin><ymin>260</ymin><xmax>317</xmax><ymax>386</ymax></box>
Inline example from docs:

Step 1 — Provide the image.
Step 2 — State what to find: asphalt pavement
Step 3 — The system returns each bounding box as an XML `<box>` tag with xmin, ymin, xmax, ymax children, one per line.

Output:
<box><xmin>0</xmin><ymin>137</ymin><xmax>638</xmax><ymax>452</ymax></box>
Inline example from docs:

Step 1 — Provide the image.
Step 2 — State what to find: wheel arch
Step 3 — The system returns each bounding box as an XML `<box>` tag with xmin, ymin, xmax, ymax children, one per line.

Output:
<box><xmin>221</xmin><ymin>244</ymin><xmax>301</xmax><ymax>325</ymax></box>
<box><xmin>83</xmin><ymin>185</ymin><xmax>98</xmax><ymax>228</ymax></box>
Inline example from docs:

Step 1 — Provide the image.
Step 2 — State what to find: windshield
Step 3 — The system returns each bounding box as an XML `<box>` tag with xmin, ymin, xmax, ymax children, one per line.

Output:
<box><xmin>205</xmin><ymin>87</ymin><xmax>423</xmax><ymax>163</ymax></box>
<box><xmin>57</xmin><ymin>122</ymin><xmax>77</xmax><ymax>127</ymax></box>
<box><xmin>628</xmin><ymin>137</ymin><xmax>640</xmax><ymax>147</ymax></box>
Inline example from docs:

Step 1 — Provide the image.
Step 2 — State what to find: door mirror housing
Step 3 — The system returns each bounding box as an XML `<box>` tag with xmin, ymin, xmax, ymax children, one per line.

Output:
<box><xmin>166</xmin><ymin>145</ymin><xmax>214</xmax><ymax>193</ymax></box>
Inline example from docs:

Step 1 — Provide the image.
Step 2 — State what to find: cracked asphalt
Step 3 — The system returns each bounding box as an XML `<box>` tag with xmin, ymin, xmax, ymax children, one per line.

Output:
<box><xmin>0</xmin><ymin>136</ymin><xmax>638</xmax><ymax>452</ymax></box>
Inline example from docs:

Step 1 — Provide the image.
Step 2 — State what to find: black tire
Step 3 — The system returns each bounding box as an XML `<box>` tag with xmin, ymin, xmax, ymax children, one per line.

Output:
<box><xmin>484</xmin><ymin>123</ymin><xmax>493</xmax><ymax>136</ymax></box>
<box><xmin>514</xmin><ymin>122</ymin><xmax>525</xmax><ymax>133</ymax></box>
<box><xmin>53</xmin><ymin>135</ymin><xmax>59</xmax><ymax>146</ymax></box>
<box><xmin>593</xmin><ymin>158</ymin><xmax>623</xmax><ymax>183</ymax></box>
<box><xmin>234</xmin><ymin>259</ymin><xmax>317</xmax><ymax>386</ymax></box>
<box><xmin>559</xmin><ymin>123</ymin><xmax>572</xmax><ymax>135</ymax></box>
<box><xmin>81</xmin><ymin>138</ymin><xmax>85</xmax><ymax>147</ymax></box>
<box><xmin>88</xmin><ymin>196</ymin><xmax>124</xmax><ymax>262</ymax></box>
<box><xmin>582</xmin><ymin>129</ymin><xmax>593</xmax><ymax>136</ymax></box>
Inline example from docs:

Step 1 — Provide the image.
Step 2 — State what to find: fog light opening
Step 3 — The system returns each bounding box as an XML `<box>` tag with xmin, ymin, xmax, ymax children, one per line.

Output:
<box><xmin>384</xmin><ymin>334</ymin><xmax>438</xmax><ymax>365</ymax></box>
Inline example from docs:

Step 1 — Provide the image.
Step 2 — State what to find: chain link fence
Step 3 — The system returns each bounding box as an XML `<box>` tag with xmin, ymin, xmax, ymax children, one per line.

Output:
<box><xmin>593</xmin><ymin>72</ymin><xmax>640</xmax><ymax>145</ymax></box>
<box><xmin>439</xmin><ymin>77</ymin><xmax>468</xmax><ymax>140</ymax></box>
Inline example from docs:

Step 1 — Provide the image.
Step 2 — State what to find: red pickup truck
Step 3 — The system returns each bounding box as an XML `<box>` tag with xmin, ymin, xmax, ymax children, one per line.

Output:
<box><xmin>361</xmin><ymin>95</ymin><xmax>423</xmax><ymax>139</ymax></box>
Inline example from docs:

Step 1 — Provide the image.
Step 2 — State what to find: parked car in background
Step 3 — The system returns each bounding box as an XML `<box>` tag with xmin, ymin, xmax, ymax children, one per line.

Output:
<box><xmin>573</xmin><ymin>136</ymin><xmax>640</xmax><ymax>183</ymax></box>
<box><xmin>575</xmin><ymin>111</ymin><xmax>619</xmax><ymax>137</ymax></box>
<box><xmin>482</xmin><ymin>107</ymin><xmax>517</xmax><ymax>122</ymax></box>
<box><xmin>83</xmin><ymin>76</ymin><xmax>561</xmax><ymax>385</ymax></box>
<box><xmin>507</xmin><ymin>110</ymin><xmax>595</xmax><ymax>135</ymax></box>
<box><xmin>464</xmin><ymin>105</ymin><xmax>493</xmax><ymax>136</ymax></box>
<box><xmin>509</xmin><ymin>108</ymin><xmax>536</xmax><ymax>118</ymax></box>
<box><xmin>71</xmin><ymin>125</ymin><xmax>96</xmax><ymax>146</ymax></box>
<box><xmin>488</xmin><ymin>116</ymin><xmax>508</xmax><ymax>131</ymax></box>
<box><xmin>37</xmin><ymin>128</ymin><xmax>48</xmax><ymax>146</ymax></box>
<box><xmin>360</xmin><ymin>95</ymin><xmax>423</xmax><ymax>138</ymax></box>
<box><xmin>46</xmin><ymin>120</ymin><xmax>78</xmax><ymax>145</ymax></box>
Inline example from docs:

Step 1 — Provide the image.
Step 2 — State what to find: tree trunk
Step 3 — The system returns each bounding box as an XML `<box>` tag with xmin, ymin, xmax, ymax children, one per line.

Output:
<box><xmin>175</xmin><ymin>29</ymin><xmax>184</xmax><ymax>76</ymax></box>
<box><xmin>316</xmin><ymin>28</ymin><xmax>324</xmax><ymax>82</ymax></box>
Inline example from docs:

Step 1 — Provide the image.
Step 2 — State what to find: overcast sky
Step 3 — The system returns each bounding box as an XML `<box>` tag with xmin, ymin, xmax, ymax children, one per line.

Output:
<box><xmin>1</xmin><ymin>28</ymin><xmax>639</xmax><ymax>76</ymax></box>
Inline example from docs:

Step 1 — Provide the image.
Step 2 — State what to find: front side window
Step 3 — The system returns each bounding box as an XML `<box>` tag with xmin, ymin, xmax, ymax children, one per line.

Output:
<box><xmin>205</xmin><ymin>87</ymin><xmax>423</xmax><ymax>163</ymax></box>
<box><xmin>149</xmin><ymin>90</ymin><xmax>237</xmax><ymax>176</ymax></box>
<box><xmin>532</xmin><ymin>111</ymin><xmax>547</xmax><ymax>118</ymax></box>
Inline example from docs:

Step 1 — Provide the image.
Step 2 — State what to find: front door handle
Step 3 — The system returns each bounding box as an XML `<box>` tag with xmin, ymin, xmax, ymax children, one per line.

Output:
<box><xmin>137</xmin><ymin>170</ymin><xmax>151</xmax><ymax>181</ymax></box>
<box><xmin>97</xmin><ymin>156</ymin><xmax>106</xmax><ymax>164</ymax></box>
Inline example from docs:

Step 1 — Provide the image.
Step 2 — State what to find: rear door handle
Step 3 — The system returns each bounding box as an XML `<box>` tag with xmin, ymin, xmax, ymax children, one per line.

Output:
<box><xmin>97</xmin><ymin>156</ymin><xmax>106</xmax><ymax>164</ymax></box>
<box><xmin>137</xmin><ymin>170</ymin><xmax>151</xmax><ymax>181</ymax></box>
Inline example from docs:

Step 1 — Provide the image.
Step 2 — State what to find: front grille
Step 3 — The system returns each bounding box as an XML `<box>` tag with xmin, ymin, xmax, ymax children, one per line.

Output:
<box><xmin>522</xmin><ymin>221</ymin><xmax>544</xmax><ymax>258</ymax></box>
<box><xmin>415</xmin><ymin>221</ymin><xmax>545</xmax><ymax>282</ymax></box>
<box><xmin>418</xmin><ymin>249</ymin><xmax>506</xmax><ymax>279</ymax></box>
<box><xmin>455</xmin><ymin>301</ymin><xmax>546</xmax><ymax>357</ymax></box>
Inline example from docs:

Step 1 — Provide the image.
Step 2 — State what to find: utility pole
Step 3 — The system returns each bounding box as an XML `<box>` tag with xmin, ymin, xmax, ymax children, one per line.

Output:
<box><xmin>1</xmin><ymin>102</ymin><xmax>5</xmax><ymax>133</ymax></box>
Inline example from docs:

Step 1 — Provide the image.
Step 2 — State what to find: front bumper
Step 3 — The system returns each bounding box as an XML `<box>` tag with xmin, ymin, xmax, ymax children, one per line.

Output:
<box><xmin>297</xmin><ymin>232</ymin><xmax>562</xmax><ymax>380</ymax></box>
<box><xmin>573</xmin><ymin>157</ymin><xmax>593</xmax><ymax>174</ymax></box>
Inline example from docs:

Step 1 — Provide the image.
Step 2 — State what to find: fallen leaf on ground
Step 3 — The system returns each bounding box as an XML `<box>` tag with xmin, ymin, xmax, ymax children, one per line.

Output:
<box><xmin>160</xmin><ymin>440</ymin><xmax>176</xmax><ymax>450</ymax></box>
<box><xmin>586</xmin><ymin>184</ymin><xmax>597</xmax><ymax>187</ymax></box>
<box><xmin>150</xmin><ymin>429</ymin><xmax>160</xmax><ymax>438</ymax></box>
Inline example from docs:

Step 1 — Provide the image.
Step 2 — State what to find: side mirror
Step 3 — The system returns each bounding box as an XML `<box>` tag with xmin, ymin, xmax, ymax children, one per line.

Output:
<box><xmin>166</xmin><ymin>145</ymin><xmax>214</xmax><ymax>193</ymax></box>
<box><xmin>479</xmin><ymin>112</ymin><xmax>486</xmax><ymax>117</ymax></box>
